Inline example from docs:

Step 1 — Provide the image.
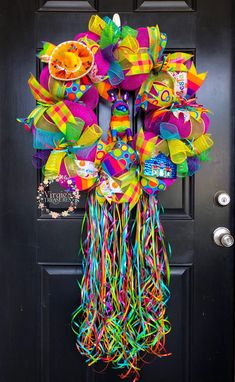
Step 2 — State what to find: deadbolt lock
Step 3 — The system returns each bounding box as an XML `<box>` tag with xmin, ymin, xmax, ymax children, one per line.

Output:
<box><xmin>214</xmin><ymin>191</ymin><xmax>231</xmax><ymax>207</ymax></box>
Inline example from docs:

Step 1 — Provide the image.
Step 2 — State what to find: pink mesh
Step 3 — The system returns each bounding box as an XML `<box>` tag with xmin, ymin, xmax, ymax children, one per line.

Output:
<box><xmin>74</xmin><ymin>31</ymin><xmax>99</xmax><ymax>42</ymax></box>
<box><xmin>94</xmin><ymin>50</ymin><xmax>110</xmax><ymax>76</ymax></box>
<box><xmin>137</xmin><ymin>28</ymin><xmax>149</xmax><ymax>48</ymax></box>
<box><xmin>80</xmin><ymin>85</ymin><xmax>99</xmax><ymax>109</ymax></box>
<box><xmin>120</xmin><ymin>73</ymin><xmax>148</xmax><ymax>91</ymax></box>
<box><xmin>64</xmin><ymin>100</ymin><xmax>98</xmax><ymax>127</ymax></box>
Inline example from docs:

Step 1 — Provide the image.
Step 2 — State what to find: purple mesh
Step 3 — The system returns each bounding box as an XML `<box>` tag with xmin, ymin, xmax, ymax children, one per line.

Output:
<box><xmin>32</xmin><ymin>150</ymin><xmax>51</xmax><ymax>169</ymax></box>
<box><xmin>187</xmin><ymin>157</ymin><xmax>201</xmax><ymax>176</ymax></box>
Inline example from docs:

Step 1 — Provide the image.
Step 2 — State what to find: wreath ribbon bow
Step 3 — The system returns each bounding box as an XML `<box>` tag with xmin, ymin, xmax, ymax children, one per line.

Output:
<box><xmin>119</xmin><ymin>25</ymin><xmax>167</xmax><ymax>77</ymax></box>
<box><xmin>95</xmin><ymin>140</ymin><xmax>141</xmax><ymax>209</ymax></box>
<box><xmin>44</xmin><ymin>122</ymin><xmax>102</xmax><ymax>178</ymax></box>
<box><xmin>17</xmin><ymin>75</ymin><xmax>90</xmax><ymax>131</ymax></box>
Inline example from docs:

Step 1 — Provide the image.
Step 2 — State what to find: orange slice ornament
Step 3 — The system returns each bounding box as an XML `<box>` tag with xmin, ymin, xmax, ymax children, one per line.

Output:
<box><xmin>49</xmin><ymin>41</ymin><xmax>94</xmax><ymax>81</ymax></box>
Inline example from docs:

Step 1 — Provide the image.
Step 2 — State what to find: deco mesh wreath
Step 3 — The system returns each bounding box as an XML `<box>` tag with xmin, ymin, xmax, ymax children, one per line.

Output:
<box><xmin>18</xmin><ymin>14</ymin><xmax>214</xmax><ymax>382</ymax></box>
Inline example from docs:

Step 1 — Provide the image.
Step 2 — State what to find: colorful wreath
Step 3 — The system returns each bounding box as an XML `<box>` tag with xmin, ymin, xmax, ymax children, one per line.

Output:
<box><xmin>18</xmin><ymin>14</ymin><xmax>214</xmax><ymax>382</ymax></box>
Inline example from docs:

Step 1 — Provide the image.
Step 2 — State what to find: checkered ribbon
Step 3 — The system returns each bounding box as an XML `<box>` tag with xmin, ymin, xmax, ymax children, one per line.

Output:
<box><xmin>154</xmin><ymin>52</ymin><xmax>193</xmax><ymax>73</ymax></box>
<box><xmin>120</xmin><ymin>176</ymin><xmax>141</xmax><ymax>209</ymax></box>
<box><xmin>96</xmin><ymin>167</ymin><xmax>141</xmax><ymax>210</ymax></box>
<box><xmin>19</xmin><ymin>76</ymin><xmax>77</xmax><ymax>134</ymax></box>
<box><xmin>46</xmin><ymin>101</ymin><xmax>76</xmax><ymax>134</ymax></box>
<box><xmin>123</xmin><ymin>52</ymin><xmax>153</xmax><ymax>76</ymax></box>
<box><xmin>119</xmin><ymin>26</ymin><xmax>168</xmax><ymax>77</ymax></box>
<box><xmin>136</xmin><ymin>128</ymin><xmax>158</xmax><ymax>163</ymax></box>
<box><xmin>28</xmin><ymin>74</ymin><xmax>55</xmax><ymax>104</ymax></box>
<box><xmin>148</xmin><ymin>25</ymin><xmax>167</xmax><ymax>65</ymax></box>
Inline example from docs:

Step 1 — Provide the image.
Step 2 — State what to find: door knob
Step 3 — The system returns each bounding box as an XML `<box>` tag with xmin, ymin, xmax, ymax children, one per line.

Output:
<box><xmin>214</xmin><ymin>191</ymin><xmax>231</xmax><ymax>206</ymax></box>
<box><xmin>213</xmin><ymin>227</ymin><xmax>234</xmax><ymax>247</ymax></box>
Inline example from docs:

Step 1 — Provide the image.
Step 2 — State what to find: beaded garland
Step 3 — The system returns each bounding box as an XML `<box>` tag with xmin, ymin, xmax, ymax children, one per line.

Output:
<box><xmin>18</xmin><ymin>14</ymin><xmax>214</xmax><ymax>382</ymax></box>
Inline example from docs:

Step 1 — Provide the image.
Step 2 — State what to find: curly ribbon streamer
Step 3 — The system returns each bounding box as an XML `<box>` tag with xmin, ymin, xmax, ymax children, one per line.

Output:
<box><xmin>40</xmin><ymin>128</ymin><xmax>174</xmax><ymax>381</ymax></box>
<box><xmin>71</xmin><ymin>192</ymin><xmax>171</xmax><ymax>381</ymax></box>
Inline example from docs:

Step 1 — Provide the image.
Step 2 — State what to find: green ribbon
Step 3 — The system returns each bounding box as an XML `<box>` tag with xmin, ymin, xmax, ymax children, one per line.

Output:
<box><xmin>100</xmin><ymin>17</ymin><xmax>137</xmax><ymax>49</ymax></box>
<box><xmin>177</xmin><ymin>160</ymin><xmax>189</xmax><ymax>177</ymax></box>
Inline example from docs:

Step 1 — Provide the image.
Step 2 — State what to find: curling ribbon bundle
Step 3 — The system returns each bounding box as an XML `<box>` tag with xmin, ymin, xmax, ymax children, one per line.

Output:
<box><xmin>18</xmin><ymin>15</ymin><xmax>214</xmax><ymax>381</ymax></box>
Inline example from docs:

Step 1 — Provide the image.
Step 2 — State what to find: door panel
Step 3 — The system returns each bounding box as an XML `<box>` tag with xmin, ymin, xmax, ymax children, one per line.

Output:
<box><xmin>41</xmin><ymin>266</ymin><xmax>192</xmax><ymax>382</ymax></box>
<box><xmin>1</xmin><ymin>0</ymin><xmax>234</xmax><ymax>382</ymax></box>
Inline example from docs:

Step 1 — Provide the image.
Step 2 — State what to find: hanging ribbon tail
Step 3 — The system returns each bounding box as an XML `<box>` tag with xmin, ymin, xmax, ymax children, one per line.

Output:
<box><xmin>154</xmin><ymin>52</ymin><xmax>192</xmax><ymax>73</ymax></box>
<box><xmin>136</xmin><ymin>128</ymin><xmax>158</xmax><ymax>163</ymax></box>
<box><xmin>133</xmin><ymin>194</ymin><xmax>171</xmax><ymax>357</ymax></box>
<box><xmin>71</xmin><ymin>190</ymin><xmax>172</xmax><ymax>381</ymax></box>
<box><xmin>71</xmin><ymin>193</ymin><xmax>138</xmax><ymax>377</ymax></box>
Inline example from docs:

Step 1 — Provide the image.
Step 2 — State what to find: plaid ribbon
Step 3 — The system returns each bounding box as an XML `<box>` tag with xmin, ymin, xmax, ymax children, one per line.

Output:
<box><xmin>120</xmin><ymin>30</ymin><xmax>191</xmax><ymax>77</ymax></box>
<box><xmin>43</xmin><ymin>122</ymin><xmax>102</xmax><ymax>179</ymax></box>
<box><xmin>154</xmin><ymin>52</ymin><xmax>192</xmax><ymax>73</ymax></box>
<box><xmin>148</xmin><ymin>25</ymin><xmax>167</xmax><ymax>65</ymax></box>
<box><xmin>120</xmin><ymin>178</ymin><xmax>141</xmax><ymax>209</ymax></box>
<box><xmin>124</xmin><ymin>52</ymin><xmax>153</xmax><ymax>76</ymax></box>
<box><xmin>46</xmin><ymin>101</ymin><xmax>76</xmax><ymax>134</ymax></box>
<box><xmin>136</xmin><ymin>128</ymin><xmax>158</xmax><ymax>163</ymax></box>
<box><xmin>28</xmin><ymin>74</ymin><xmax>55</xmax><ymax>104</ymax></box>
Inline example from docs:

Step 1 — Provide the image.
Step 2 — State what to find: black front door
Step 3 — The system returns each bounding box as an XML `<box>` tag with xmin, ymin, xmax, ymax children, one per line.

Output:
<box><xmin>1</xmin><ymin>1</ymin><xmax>234</xmax><ymax>381</ymax></box>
